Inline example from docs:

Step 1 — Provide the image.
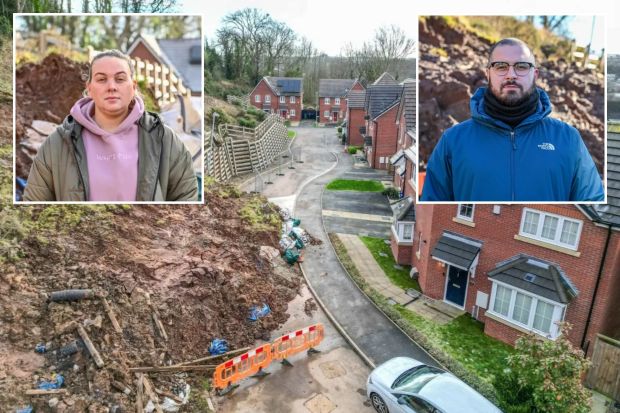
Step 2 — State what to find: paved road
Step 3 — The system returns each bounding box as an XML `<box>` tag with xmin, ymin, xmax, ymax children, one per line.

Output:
<box><xmin>242</xmin><ymin>125</ymin><xmax>438</xmax><ymax>368</ymax></box>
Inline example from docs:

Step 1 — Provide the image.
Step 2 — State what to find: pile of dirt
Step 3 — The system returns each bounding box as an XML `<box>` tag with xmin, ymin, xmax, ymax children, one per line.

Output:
<box><xmin>418</xmin><ymin>17</ymin><xmax>605</xmax><ymax>173</ymax></box>
<box><xmin>0</xmin><ymin>191</ymin><xmax>305</xmax><ymax>411</ymax></box>
<box><xmin>14</xmin><ymin>53</ymin><xmax>88</xmax><ymax>180</ymax></box>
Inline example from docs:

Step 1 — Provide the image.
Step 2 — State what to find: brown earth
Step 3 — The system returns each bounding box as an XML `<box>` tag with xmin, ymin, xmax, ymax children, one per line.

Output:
<box><xmin>0</xmin><ymin>193</ymin><xmax>305</xmax><ymax>412</ymax></box>
<box><xmin>419</xmin><ymin>16</ymin><xmax>605</xmax><ymax>174</ymax></box>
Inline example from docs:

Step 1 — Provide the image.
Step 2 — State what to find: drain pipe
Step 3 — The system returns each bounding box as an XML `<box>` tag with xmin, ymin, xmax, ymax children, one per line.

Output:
<box><xmin>580</xmin><ymin>224</ymin><xmax>613</xmax><ymax>353</ymax></box>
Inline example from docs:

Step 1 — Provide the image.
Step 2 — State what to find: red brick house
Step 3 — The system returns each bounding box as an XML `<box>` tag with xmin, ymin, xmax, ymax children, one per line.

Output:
<box><xmin>363</xmin><ymin>73</ymin><xmax>403</xmax><ymax>169</ymax></box>
<box><xmin>127</xmin><ymin>34</ymin><xmax>202</xmax><ymax>96</ymax></box>
<box><xmin>249</xmin><ymin>76</ymin><xmax>303</xmax><ymax>124</ymax></box>
<box><xmin>391</xmin><ymin>79</ymin><xmax>416</xmax><ymax>198</ymax></box>
<box><xmin>389</xmin><ymin>132</ymin><xmax>620</xmax><ymax>355</ymax></box>
<box><xmin>346</xmin><ymin>90</ymin><xmax>366</xmax><ymax>146</ymax></box>
<box><xmin>318</xmin><ymin>79</ymin><xmax>364</xmax><ymax>125</ymax></box>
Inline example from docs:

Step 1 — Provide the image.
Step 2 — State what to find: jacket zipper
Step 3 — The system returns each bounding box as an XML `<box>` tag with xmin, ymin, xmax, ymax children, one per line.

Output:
<box><xmin>510</xmin><ymin>131</ymin><xmax>516</xmax><ymax>201</ymax></box>
<box><xmin>70</xmin><ymin>131</ymin><xmax>88</xmax><ymax>201</ymax></box>
<box><xmin>151</xmin><ymin>120</ymin><xmax>164</xmax><ymax>201</ymax></box>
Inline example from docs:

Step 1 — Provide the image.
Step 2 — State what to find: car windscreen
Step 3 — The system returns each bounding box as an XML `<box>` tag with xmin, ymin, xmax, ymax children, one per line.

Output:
<box><xmin>391</xmin><ymin>365</ymin><xmax>445</xmax><ymax>393</ymax></box>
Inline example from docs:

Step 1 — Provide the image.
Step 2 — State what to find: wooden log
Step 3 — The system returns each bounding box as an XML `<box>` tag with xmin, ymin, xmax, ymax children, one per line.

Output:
<box><xmin>135</xmin><ymin>374</ymin><xmax>144</xmax><ymax>413</ymax></box>
<box><xmin>152</xmin><ymin>311</ymin><xmax>168</xmax><ymax>342</ymax></box>
<box><xmin>172</xmin><ymin>347</ymin><xmax>251</xmax><ymax>367</ymax></box>
<box><xmin>76</xmin><ymin>325</ymin><xmax>104</xmax><ymax>368</ymax></box>
<box><xmin>142</xmin><ymin>376</ymin><xmax>164</xmax><ymax>413</ymax></box>
<box><xmin>111</xmin><ymin>380</ymin><xmax>132</xmax><ymax>395</ymax></box>
<box><xmin>25</xmin><ymin>389</ymin><xmax>68</xmax><ymax>396</ymax></box>
<box><xmin>101</xmin><ymin>298</ymin><xmax>122</xmax><ymax>333</ymax></box>
<box><xmin>155</xmin><ymin>388</ymin><xmax>183</xmax><ymax>404</ymax></box>
<box><xmin>129</xmin><ymin>364</ymin><xmax>217</xmax><ymax>373</ymax></box>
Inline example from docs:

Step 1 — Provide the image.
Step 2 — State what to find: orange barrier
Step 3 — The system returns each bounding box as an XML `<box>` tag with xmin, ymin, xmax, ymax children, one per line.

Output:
<box><xmin>212</xmin><ymin>343</ymin><xmax>272</xmax><ymax>390</ymax></box>
<box><xmin>271</xmin><ymin>323</ymin><xmax>324</xmax><ymax>361</ymax></box>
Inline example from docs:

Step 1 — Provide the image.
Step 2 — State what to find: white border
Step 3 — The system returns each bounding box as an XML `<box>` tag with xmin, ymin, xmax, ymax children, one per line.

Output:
<box><xmin>416</xmin><ymin>14</ymin><xmax>608</xmax><ymax>205</ymax></box>
<box><xmin>13</xmin><ymin>12</ymin><xmax>205</xmax><ymax>205</ymax></box>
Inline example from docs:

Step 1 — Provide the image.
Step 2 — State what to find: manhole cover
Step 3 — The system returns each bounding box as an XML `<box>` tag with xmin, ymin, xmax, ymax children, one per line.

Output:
<box><xmin>406</xmin><ymin>289</ymin><xmax>421</xmax><ymax>298</ymax></box>
<box><xmin>304</xmin><ymin>393</ymin><xmax>337</xmax><ymax>413</ymax></box>
<box><xmin>319</xmin><ymin>360</ymin><xmax>346</xmax><ymax>379</ymax></box>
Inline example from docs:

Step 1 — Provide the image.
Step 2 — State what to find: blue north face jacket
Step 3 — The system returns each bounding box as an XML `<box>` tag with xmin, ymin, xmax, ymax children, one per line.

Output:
<box><xmin>421</xmin><ymin>87</ymin><xmax>604</xmax><ymax>202</ymax></box>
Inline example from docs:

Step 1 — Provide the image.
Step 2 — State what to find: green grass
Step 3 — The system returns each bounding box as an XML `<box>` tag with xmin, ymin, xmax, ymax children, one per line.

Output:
<box><xmin>325</xmin><ymin>179</ymin><xmax>384</xmax><ymax>192</ymax></box>
<box><xmin>287</xmin><ymin>129</ymin><xmax>296</xmax><ymax>138</ymax></box>
<box><xmin>359</xmin><ymin>236</ymin><xmax>420</xmax><ymax>291</ymax></box>
<box><xmin>395</xmin><ymin>307</ymin><xmax>515</xmax><ymax>384</ymax></box>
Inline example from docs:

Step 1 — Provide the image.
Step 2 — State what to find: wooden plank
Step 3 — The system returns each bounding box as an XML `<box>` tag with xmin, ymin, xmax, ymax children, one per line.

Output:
<box><xmin>76</xmin><ymin>325</ymin><xmax>104</xmax><ymax>368</ymax></box>
<box><xmin>142</xmin><ymin>376</ymin><xmax>164</xmax><ymax>413</ymax></box>
<box><xmin>129</xmin><ymin>365</ymin><xmax>217</xmax><ymax>373</ymax></box>
<box><xmin>172</xmin><ymin>346</ymin><xmax>250</xmax><ymax>367</ymax></box>
<box><xmin>25</xmin><ymin>389</ymin><xmax>68</xmax><ymax>395</ymax></box>
<box><xmin>102</xmin><ymin>298</ymin><xmax>123</xmax><ymax>333</ymax></box>
<box><xmin>135</xmin><ymin>374</ymin><xmax>144</xmax><ymax>413</ymax></box>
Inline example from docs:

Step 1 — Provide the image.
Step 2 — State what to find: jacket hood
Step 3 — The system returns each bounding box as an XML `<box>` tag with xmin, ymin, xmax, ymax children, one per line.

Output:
<box><xmin>470</xmin><ymin>86</ymin><xmax>552</xmax><ymax>130</ymax></box>
<box><xmin>69</xmin><ymin>95</ymin><xmax>145</xmax><ymax>138</ymax></box>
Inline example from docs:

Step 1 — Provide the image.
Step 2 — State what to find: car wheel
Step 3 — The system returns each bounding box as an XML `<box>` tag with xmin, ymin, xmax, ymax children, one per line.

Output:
<box><xmin>370</xmin><ymin>392</ymin><xmax>389</xmax><ymax>413</ymax></box>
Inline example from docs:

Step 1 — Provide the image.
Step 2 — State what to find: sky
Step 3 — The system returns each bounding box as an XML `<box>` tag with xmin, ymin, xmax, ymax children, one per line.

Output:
<box><xmin>181</xmin><ymin>0</ymin><xmax>617</xmax><ymax>55</ymax></box>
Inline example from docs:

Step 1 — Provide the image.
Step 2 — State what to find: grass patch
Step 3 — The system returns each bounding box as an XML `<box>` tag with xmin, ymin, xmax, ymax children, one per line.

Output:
<box><xmin>239</xmin><ymin>195</ymin><xmax>281</xmax><ymax>231</ymax></box>
<box><xmin>288</xmin><ymin>129</ymin><xmax>296</xmax><ymax>138</ymax></box>
<box><xmin>325</xmin><ymin>179</ymin><xmax>384</xmax><ymax>192</ymax></box>
<box><xmin>359</xmin><ymin>236</ymin><xmax>419</xmax><ymax>291</ymax></box>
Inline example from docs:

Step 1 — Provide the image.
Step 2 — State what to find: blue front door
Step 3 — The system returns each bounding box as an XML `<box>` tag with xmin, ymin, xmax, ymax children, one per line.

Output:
<box><xmin>445</xmin><ymin>265</ymin><xmax>468</xmax><ymax>308</ymax></box>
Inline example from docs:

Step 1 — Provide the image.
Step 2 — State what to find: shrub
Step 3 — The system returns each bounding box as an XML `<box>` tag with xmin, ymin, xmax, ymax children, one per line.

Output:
<box><xmin>348</xmin><ymin>146</ymin><xmax>358</xmax><ymax>155</ymax></box>
<box><xmin>238</xmin><ymin>117</ymin><xmax>257</xmax><ymax>128</ymax></box>
<box><xmin>284</xmin><ymin>120</ymin><xmax>291</xmax><ymax>127</ymax></box>
<box><xmin>382</xmin><ymin>187</ymin><xmax>400</xmax><ymax>199</ymax></box>
<box><xmin>337</xmin><ymin>126</ymin><xmax>343</xmax><ymax>134</ymax></box>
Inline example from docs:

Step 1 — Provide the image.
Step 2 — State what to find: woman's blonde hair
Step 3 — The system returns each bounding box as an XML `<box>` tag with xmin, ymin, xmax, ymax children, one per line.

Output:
<box><xmin>86</xmin><ymin>49</ymin><xmax>136</xmax><ymax>82</ymax></box>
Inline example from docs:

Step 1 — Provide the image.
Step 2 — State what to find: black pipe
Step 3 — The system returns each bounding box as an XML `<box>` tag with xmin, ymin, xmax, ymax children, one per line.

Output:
<box><xmin>581</xmin><ymin>224</ymin><xmax>613</xmax><ymax>351</ymax></box>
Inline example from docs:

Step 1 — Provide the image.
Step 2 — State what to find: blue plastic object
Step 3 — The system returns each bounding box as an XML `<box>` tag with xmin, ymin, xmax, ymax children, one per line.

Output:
<box><xmin>38</xmin><ymin>374</ymin><xmax>64</xmax><ymax>390</ymax></box>
<box><xmin>209</xmin><ymin>339</ymin><xmax>229</xmax><ymax>355</ymax></box>
<box><xmin>16</xmin><ymin>407</ymin><xmax>33</xmax><ymax>413</ymax></box>
<box><xmin>35</xmin><ymin>343</ymin><xmax>47</xmax><ymax>353</ymax></box>
<box><xmin>248</xmin><ymin>304</ymin><xmax>271</xmax><ymax>321</ymax></box>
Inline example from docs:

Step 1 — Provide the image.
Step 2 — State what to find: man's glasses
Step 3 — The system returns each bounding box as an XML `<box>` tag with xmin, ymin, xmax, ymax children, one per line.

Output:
<box><xmin>488</xmin><ymin>61</ymin><xmax>535</xmax><ymax>76</ymax></box>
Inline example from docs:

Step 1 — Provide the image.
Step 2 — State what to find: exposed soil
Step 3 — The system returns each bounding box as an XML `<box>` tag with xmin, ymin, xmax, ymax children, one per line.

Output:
<box><xmin>419</xmin><ymin>17</ymin><xmax>605</xmax><ymax>174</ymax></box>
<box><xmin>0</xmin><ymin>193</ymin><xmax>305</xmax><ymax>412</ymax></box>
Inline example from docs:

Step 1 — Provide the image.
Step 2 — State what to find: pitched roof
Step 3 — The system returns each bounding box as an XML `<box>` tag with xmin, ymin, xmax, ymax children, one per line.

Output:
<box><xmin>488</xmin><ymin>255</ymin><xmax>579</xmax><ymax>304</ymax></box>
<box><xmin>264</xmin><ymin>77</ymin><xmax>304</xmax><ymax>96</ymax></box>
<box><xmin>365</xmin><ymin>84</ymin><xmax>403</xmax><ymax>119</ymax></box>
<box><xmin>319</xmin><ymin>79</ymin><xmax>356</xmax><ymax>98</ymax></box>
<box><xmin>398</xmin><ymin>79</ymin><xmax>416</xmax><ymax>132</ymax></box>
<box><xmin>157</xmin><ymin>38</ymin><xmax>202</xmax><ymax>93</ymax></box>
<box><xmin>373</xmin><ymin>72</ymin><xmax>397</xmax><ymax>85</ymax></box>
<box><xmin>431</xmin><ymin>232</ymin><xmax>482</xmax><ymax>270</ymax></box>
<box><xmin>347</xmin><ymin>90</ymin><xmax>366</xmax><ymax>109</ymax></box>
<box><xmin>393</xmin><ymin>196</ymin><xmax>416</xmax><ymax>222</ymax></box>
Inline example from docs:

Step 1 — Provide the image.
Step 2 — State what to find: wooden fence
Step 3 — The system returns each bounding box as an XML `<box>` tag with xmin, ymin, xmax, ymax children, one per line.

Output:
<box><xmin>88</xmin><ymin>47</ymin><xmax>191</xmax><ymax>106</ymax></box>
<box><xmin>586</xmin><ymin>334</ymin><xmax>620</xmax><ymax>402</ymax></box>
<box><xmin>205</xmin><ymin>113</ymin><xmax>291</xmax><ymax>182</ymax></box>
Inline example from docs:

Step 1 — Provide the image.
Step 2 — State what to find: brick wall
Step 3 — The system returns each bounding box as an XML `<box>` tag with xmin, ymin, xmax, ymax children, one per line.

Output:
<box><xmin>371</xmin><ymin>106</ymin><xmax>399</xmax><ymax>170</ymax></box>
<box><xmin>319</xmin><ymin>96</ymin><xmax>346</xmax><ymax>124</ymax></box>
<box><xmin>250</xmin><ymin>80</ymin><xmax>275</xmax><ymax>113</ymax></box>
<box><xmin>347</xmin><ymin>108</ymin><xmax>365</xmax><ymax>146</ymax></box>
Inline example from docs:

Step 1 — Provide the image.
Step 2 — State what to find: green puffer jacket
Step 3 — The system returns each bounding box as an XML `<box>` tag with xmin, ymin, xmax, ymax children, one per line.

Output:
<box><xmin>23</xmin><ymin>111</ymin><xmax>199</xmax><ymax>202</ymax></box>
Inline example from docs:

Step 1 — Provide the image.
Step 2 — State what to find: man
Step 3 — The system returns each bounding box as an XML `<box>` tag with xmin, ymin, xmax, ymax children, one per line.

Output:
<box><xmin>421</xmin><ymin>38</ymin><xmax>604</xmax><ymax>202</ymax></box>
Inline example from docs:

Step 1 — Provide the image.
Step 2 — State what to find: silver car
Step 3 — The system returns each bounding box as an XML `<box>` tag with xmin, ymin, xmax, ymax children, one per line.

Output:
<box><xmin>366</xmin><ymin>357</ymin><xmax>502</xmax><ymax>413</ymax></box>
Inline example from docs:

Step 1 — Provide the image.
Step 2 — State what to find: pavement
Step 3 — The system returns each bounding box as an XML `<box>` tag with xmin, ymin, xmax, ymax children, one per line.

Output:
<box><xmin>322</xmin><ymin>191</ymin><xmax>393</xmax><ymax>238</ymax></box>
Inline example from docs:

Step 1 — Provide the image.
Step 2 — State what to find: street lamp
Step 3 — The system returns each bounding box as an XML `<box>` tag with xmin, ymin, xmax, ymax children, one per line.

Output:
<box><xmin>208</xmin><ymin>112</ymin><xmax>219</xmax><ymax>176</ymax></box>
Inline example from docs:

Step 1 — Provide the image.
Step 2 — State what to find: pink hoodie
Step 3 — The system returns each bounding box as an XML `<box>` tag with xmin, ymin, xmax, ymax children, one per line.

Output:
<box><xmin>70</xmin><ymin>96</ymin><xmax>145</xmax><ymax>201</ymax></box>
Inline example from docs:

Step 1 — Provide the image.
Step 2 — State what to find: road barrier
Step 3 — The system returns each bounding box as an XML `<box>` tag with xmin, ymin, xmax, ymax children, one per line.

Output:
<box><xmin>212</xmin><ymin>323</ymin><xmax>324</xmax><ymax>392</ymax></box>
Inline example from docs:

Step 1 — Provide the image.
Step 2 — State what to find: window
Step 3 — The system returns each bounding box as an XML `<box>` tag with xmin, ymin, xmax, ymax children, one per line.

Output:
<box><xmin>254</xmin><ymin>94</ymin><xmax>261</xmax><ymax>103</ymax></box>
<box><xmin>290</xmin><ymin>109</ymin><xmax>296</xmax><ymax>117</ymax></box>
<box><xmin>335</xmin><ymin>97</ymin><xmax>340</xmax><ymax>105</ymax></box>
<box><xmin>457</xmin><ymin>204</ymin><xmax>474</xmax><ymax>221</ymax></box>
<box><xmin>324</xmin><ymin>111</ymin><xmax>329</xmax><ymax>118</ymax></box>
<box><xmin>519</xmin><ymin>208</ymin><xmax>582</xmax><ymax>249</ymax></box>
<box><xmin>280</xmin><ymin>96</ymin><xmax>285</xmax><ymax>103</ymax></box>
<box><xmin>290</xmin><ymin>96</ymin><xmax>296</xmax><ymax>103</ymax></box>
<box><xmin>324</xmin><ymin>97</ymin><xmax>330</xmax><ymax>104</ymax></box>
<box><xmin>489</xmin><ymin>282</ymin><xmax>565</xmax><ymax>338</ymax></box>
<box><xmin>396</xmin><ymin>223</ymin><xmax>413</xmax><ymax>242</ymax></box>
<box><xmin>265</xmin><ymin>95</ymin><xmax>271</xmax><ymax>103</ymax></box>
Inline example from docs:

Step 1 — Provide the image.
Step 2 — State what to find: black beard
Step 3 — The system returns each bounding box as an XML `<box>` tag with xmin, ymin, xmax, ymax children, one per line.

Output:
<box><xmin>491</xmin><ymin>81</ymin><xmax>537</xmax><ymax>106</ymax></box>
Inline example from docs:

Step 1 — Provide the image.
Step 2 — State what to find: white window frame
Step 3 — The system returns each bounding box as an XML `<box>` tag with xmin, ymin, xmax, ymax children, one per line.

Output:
<box><xmin>279</xmin><ymin>96</ymin><xmax>285</xmax><ymax>103</ymax></box>
<box><xmin>519</xmin><ymin>208</ymin><xmax>582</xmax><ymax>250</ymax></box>
<box><xmin>335</xmin><ymin>97</ymin><xmax>340</xmax><ymax>105</ymax></box>
<box><xmin>324</xmin><ymin>97</ymin><xmax>330</xmax><ymax>104</ymax></box>
<box><xmin>290</xmin><ymin>96</ymin><xmax>296</xmax><ymax>104</ymax></box>
<box><xmin>265</xmin><ymin>95</ymin><xmax>271</xmax><ymax>103</ymax></box>
<box><xmin>457</xmin><ymin>204</ymin><xmax>475</xmax><ymax>221</ymax></box>
<box><xmin>290</xmin><ymin>109</ymin><xmax>296</xmax><ymax>117</ymax></box>
<box><xmin>254</xmin><ymin>94</ymin><xmax>261</xmax><ymax>103</ymax></box>
<box><xmin>323</xmin><ymin>111</ymin><xmax>329</xmax><ymax>118</ymax></box>
<box><xmin>488</xmin><ymin>281</ymin><xmax>565</xmax><ymax>339</ymax></box>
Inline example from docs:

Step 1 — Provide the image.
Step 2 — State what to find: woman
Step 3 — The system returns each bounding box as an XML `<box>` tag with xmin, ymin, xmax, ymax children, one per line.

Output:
<box><xmin>23</xmin><ymin>49</ymin><xmax>198</xmax><ymax>202</ymax></box>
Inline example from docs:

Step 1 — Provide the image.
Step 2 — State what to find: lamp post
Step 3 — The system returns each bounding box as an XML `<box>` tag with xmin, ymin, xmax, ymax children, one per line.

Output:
<box><xmin>208</xmin><ymin>112</ymin><xmax>219</xmax><ymax>176</ymax></box>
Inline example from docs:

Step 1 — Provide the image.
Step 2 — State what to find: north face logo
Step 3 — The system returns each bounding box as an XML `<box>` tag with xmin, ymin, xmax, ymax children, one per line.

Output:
<box><xmin>538</xmin><ymin>143</ymin><xmax>555</xmax><ymax>151</ymax></box>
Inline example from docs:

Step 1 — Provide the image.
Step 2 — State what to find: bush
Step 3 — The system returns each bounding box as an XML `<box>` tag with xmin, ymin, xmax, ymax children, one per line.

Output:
<box><xmin>238</xmin><ymin>117</ymin><xmax>257</xmax><ymax>128</ymax></box>
<box><xmin>209</xmin><ymin>107</ymin><xmax>232</xmax><ymax>128</ymax></box>
<box><xmin>337</xmin><ymin>126</ymin><xmax>343</xmax><ymax>134</ymax></box>
<box><xmin>382</xmin><ymin>187</ymin><xmax>400</xmax><ymax>199</ymax></box>
<box><xmin>284</xmin><ymin>120</ymin><xmax>291</xmax><ymax>127</ymax></box>
<box><xmin>348</xmin><ymin>146</ymin><xmax>358</xmax><ymax>155</ymax></box>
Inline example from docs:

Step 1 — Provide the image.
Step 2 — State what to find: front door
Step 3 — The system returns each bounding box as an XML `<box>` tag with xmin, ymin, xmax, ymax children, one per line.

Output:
<box><xmin>333</xmin><ymin>112</ymin><xmax>339</xmax><ymax>121</ymax></box>
<box><xmin>444</xmin><ymin>265</ymin><xmax>468</xmax><ymax>308</ymax></box>
<box><xmin>281</xmin><ymin>110</ymin><xmax>288</xmax><ymax>118</ymax></box>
